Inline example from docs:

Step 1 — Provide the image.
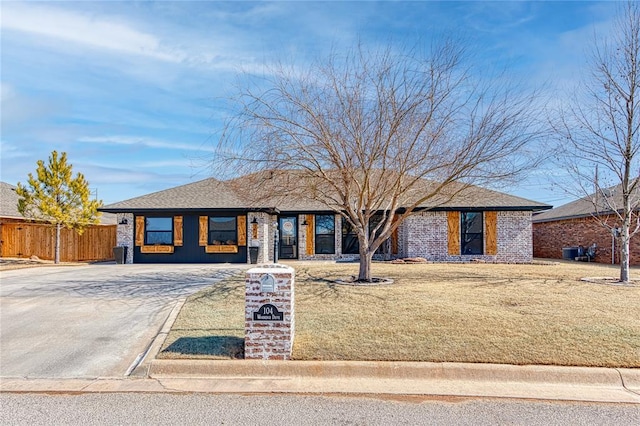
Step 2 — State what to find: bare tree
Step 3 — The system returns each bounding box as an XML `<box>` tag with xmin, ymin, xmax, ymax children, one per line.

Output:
<box><xmin>555</xmin><ymin>2</ymin><xmax>640</xmax><ymax>283</ymax></box>
<box><xmin>218</xmin><ymin>41</ymin><xmax>544</xmax><ymax>281</ymax></box>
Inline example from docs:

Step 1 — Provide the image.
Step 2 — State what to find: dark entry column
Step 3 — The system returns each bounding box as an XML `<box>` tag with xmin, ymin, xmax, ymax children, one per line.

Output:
<box><xmin>279</xmin><ymin>216</ymin><xmax>298</xmax><ymax>259</ymax></box>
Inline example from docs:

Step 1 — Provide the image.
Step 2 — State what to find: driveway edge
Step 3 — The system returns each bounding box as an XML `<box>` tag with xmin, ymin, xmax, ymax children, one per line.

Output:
<box><xmin>129</xmin><ymin>297</ymin><xmax>187</xmax><ymax>377</ymax></box>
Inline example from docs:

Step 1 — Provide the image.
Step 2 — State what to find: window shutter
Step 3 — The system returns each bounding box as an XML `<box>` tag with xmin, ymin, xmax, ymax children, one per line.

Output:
<box><xmin>391</xmin><ymin>214</ymin><xmax>399</xmax><ymax>255</ymax></box>
<box><xmin>485</xmin><ymin>211</ymin><xmax>498</xmax><ymax>255</ymax></box>
<box><xmin>306</xmin><ymin>214</ymin><xmax>315</xmax><ymax>255</ymax></box>
<box><xmin>135</xmin><ymin>216</ymin><xmax>145</xmax><ymax>246</ymax></box>
<box><xmin>237</xmin><ymin>216</ymin><xmax>247</xmax><ymax>246</ymax></box>
<box><xmin>199</xmin><ymin>216</ymin><xmax>208</xmax><ymax>246</ymax></box>
<box><xmin>173</xmin><ymin>216</ymin><xmax>183</xmax><ymax>246</ymax></box>
<box><xmin>447</xmin><ymin>212</ymin><xmax>460</xmax><ymax>255</ymax></box>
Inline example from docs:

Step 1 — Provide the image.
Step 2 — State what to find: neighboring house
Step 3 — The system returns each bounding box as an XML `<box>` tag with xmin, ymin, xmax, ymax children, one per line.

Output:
<box><xmin>0</xmin><ymin>182</ymin><xmax>117</xmax><ymax>261</ymax></box>
<box><xmin>532</xmin><ymin>186</ymin><xmax>639</xmax><ymax>265</ymax></box>
<box><xmin>99</xmin><ymin>174</ymin><xmax>550</xmax><ymax>265</ymax></box>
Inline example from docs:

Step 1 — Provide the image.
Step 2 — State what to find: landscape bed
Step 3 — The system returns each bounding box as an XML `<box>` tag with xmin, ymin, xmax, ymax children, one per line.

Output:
<box><xmin>158</xmin><ymin>261</ymin><xmax>640</xmax><ymax>367</ymax></box>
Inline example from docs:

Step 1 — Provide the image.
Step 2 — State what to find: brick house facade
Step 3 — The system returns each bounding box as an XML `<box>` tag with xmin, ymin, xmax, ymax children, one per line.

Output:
<box><xmin>532</xmin><ymin>184</ymin><xmax>640</xmax><ymax>265</ymax></box>
<box><xmin>533</xmin><ymin>214</ymin><xmax>639</xmax><ymax>265</ymax></box>
<box><xmin>403</xmin><ymin>211</ymin><xmax>533</xmax><ymax>263</ymax></box>
<box><xmin>101</xmin><ymin>176</ymin><xmax>548</xmax><ymax>264</ymax></box>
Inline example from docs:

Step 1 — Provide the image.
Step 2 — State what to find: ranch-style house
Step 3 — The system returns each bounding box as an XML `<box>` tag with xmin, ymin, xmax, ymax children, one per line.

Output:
<box><xmin>100</xmin><ymin>174</ymin><xmax>550</xmax><ymax>264</ymax></box>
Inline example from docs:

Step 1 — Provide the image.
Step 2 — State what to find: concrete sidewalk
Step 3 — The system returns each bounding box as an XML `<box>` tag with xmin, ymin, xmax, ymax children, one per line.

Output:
<box><xmin>2</xmin><ymin>360</ymin><xmax>639</xmax><ymax>404</ymax></box>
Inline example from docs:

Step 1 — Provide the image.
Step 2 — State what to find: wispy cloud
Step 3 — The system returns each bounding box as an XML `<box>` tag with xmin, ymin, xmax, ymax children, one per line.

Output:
<box><xmin>1</xmin><ymin>3</ymin><xmax>183</xmax><ymax>62</ymax></box>
<box><xmin>78</xmin><ymin>135</ymin><xmax>215</xmax><ymax>153</ymax></box>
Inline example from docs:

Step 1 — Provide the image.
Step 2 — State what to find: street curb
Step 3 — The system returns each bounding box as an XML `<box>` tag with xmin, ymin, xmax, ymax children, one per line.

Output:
<box><xmin>141</xmin><ymin>359</ymin><xmax>640</xmax><ymax>403</ymax></box>
<box><xmin>2</xmin><ymin>361</ymin><xmax>639</xmax><ymax>404</ymax></box>
<box><xmin>148</xmin><ymin>359</ymin><xmax>619</xmax><ymax>384</ymax></box>
<box><xmin>129</xmin><ymin>297</ymin><xmax>187</xmax><ymax>377</ymax></box>
<box><xmin>619</xmin><ymin>368</ymin><xmax>640</xmax><ymax>394</ymax></box>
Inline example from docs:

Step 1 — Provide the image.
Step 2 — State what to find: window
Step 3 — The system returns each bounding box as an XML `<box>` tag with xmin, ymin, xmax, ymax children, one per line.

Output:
<box><xmin>461</xmin><ymin>212</ymin><xmax>483</xmax><ymax>255</ymax></box>
<box><xmin>145</xmin><ymin>217</ymin><xmax>173</xmax><ymax>245</ymax></box>
<box><xmin>342</xmin><ymin>220</ymin><xmax>359</xmax><ymax>254</ymax></box>
<box><xmin>315</xmin><ymin>214</ymin><xmax>335</xmax><ymax>254</ymax></box>
<box><xmin>209</xmin><ymin>217</ymin><xmax>237</xmax><ymax>245</ymax></box>
<box><xmin>341</xmin><ymin>216</ymin><xmax>386</xmax><ymax>255</ymax></box>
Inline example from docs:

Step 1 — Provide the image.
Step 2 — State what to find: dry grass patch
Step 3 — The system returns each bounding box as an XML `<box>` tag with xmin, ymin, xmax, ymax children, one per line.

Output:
<box><xmin>159</xmin><ymin>260</ymin><xmax>640</xmax><ymax>367</ymax></box>
<box><xmin>158</xmin><ymin>275</ymin><xmax>246</xmax><ymax>359</ymax></box>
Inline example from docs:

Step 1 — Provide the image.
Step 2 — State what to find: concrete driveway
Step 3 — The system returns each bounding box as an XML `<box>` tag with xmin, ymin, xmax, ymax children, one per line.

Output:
<box><xmin>0</xmin><ymin>263</ymin><xmax>246</xmax><ymax>378</ymax></box>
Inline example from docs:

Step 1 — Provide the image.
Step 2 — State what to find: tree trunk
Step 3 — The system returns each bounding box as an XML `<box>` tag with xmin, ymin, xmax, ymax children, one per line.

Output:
<box><xmin>358</xmin><ymin>248</ymin><xmax>373</xmax><ymax>282</ymax></box>
<box><xmin>620</xmin><ymin>221</ymin><xmax>631</xmax><ymax>283</ymax></box>
<box><xmin>55</xmin><ymin>223</ymin><xmax>61</xmax><ymax>264</ymax></box>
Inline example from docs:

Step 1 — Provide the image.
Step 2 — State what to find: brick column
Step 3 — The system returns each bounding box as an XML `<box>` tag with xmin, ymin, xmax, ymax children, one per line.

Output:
<box><xmin>247</xmin><ymin>212</ymin><xmax>274</xmax><ymax>263</ymax></box>
<box><xmin>116</xmin><ymin>213</ymin><xmax>134</xmax><ymax>264</ymax></box>
<box><xmin>245</xmin><ymin>264</ymin><xmax>295</xmax><ymax>360</ymax></box>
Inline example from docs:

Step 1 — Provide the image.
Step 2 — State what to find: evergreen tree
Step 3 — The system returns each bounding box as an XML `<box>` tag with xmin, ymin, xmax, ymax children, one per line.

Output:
<box><xmin>16</xmin><ymin>151</ymin><xmax>103</xmax><ymax>263</ymax></box>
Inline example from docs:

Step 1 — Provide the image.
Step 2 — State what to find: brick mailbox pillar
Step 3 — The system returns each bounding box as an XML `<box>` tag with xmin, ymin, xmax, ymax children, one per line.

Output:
<box><xmin>245</xmin><ymin>264</ymin><xmax>295</xmax><ymax>360</ymax></box>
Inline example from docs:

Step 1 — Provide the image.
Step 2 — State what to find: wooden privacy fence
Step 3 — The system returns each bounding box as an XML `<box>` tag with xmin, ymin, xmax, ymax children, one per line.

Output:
<box><xmin>0</xmin><ymin>222</ymin><xmax>117</xmax><ymax>262</ymax></box>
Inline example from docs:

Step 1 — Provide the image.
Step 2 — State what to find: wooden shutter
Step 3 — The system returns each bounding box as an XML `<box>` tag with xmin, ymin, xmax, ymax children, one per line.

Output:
<box><xmin>306</xmin><ymin>214</ymin><xmax>315</xmax><ymax>255</ymax></box>
<box><xmin>199</xmin><ymin>216</ymin><xmax>208</xmax><ymax>246</ymax></box>
<box><xmin>485</xmin><ymin>211</ymin><xmax>498</xmax><ymax>255</ymax></box>
<box><xmin>173</xmin><ymin>216</ymin><xmax>183</xmax><ymax>246</ymax></box>
<box><xmin>135</xmin><ymin>216</ymin><xmax>145</xmax><ymax>246</ymax></box>
<box><xmin>141</xmin><ymin>245</ymin><xmax>174</xmax><ymax>254</ymax></box>
<box><xmin>447</xmin><ymin>211</ymin><xmax>460</xmax><ymax>255</ymax></box>
<box><xmin>391</xmin><ymin>214</ymin><xmax>399</xmax><ymax>255</ymax></box>
<box><xmin>237</xmin><ymin>216</ymin><xmax>247</xmax><ymax>246</ymax></box>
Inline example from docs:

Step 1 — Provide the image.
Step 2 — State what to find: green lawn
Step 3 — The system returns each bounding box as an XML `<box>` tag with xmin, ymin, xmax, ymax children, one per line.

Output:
<box><xmin>158</xmin><ymin>261</ymin><xmax>640</xmax><ymax>367</ymax></box>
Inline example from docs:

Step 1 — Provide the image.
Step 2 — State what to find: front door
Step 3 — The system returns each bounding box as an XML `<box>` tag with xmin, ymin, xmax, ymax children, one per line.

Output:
<box><xmin>279</xmin><ymin>216</ymin><xmax>298</xmax><ymax>259</ymax></box>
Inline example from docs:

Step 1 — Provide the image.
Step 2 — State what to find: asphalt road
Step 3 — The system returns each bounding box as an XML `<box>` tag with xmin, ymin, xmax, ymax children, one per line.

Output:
<box><xmin>0</xmin><ymin>264</ymin><xmax>245</xmax><ymax>378</ymax></box>
<box><xmin>1</xmin><ymin>394</ymin><xmax>639</xmax><ymax>425</ymax></box>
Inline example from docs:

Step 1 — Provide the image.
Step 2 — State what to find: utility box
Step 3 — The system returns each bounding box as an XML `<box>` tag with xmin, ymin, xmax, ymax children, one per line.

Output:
<box><xmin>244</xmin><ymin>264</ymin><xmax>295</xmax><ymax>360</ymax></box>
<box><xmin>249</xmin><ymin>246</ymin><xmax>259</xmax><ymax>264</ymax></box>
<box><xmin>562</xmin><ymin>247</ymin><xmax>579</xmax><ymax>260</ymax></box>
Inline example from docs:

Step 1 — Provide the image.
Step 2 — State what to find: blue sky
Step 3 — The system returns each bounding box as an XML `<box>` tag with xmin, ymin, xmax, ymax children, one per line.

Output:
<box><xmin>0</xmin><ymin>1</ymin><xmax>619</xmax><ymax>206</ymax></box>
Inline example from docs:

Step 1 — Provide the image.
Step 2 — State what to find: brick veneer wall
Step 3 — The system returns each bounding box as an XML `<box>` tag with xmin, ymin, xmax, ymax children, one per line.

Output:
<box><xmin>532</xmin><ymin>215</ymin><xmax>638</xmax><ymax>265</ymax></box>
<box><xmin>244</xmin><ymin>266</ymin><xmax>295</xmax><ymax>360</ymax></box>
<box><xmin>247</xmin><ymin>212</ymin><xmax>273</xmax><ymax>263</ymax></box>
<box><xmin>497</xmin><ymin>211</ymin><xmax>534</xmax><ymax>263</ymax></box>
<box><xmin>402</xmin><ymin>211</ymin><xmax>533</xmax><ymax>263</ymax></box>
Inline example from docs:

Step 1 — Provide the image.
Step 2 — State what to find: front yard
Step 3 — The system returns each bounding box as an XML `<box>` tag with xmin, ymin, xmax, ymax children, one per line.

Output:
<box><xmin>159</xmin><ymin>260</ymin><xmax>640</xmax><ymax>367</ymax></box>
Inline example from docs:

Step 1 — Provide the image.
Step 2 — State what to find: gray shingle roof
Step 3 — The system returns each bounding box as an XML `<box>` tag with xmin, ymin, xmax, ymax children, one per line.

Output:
<box><xmin>401</xmin><ymin>179</ymin><xmax>549</xmax><ymax>210</ymax></box>
<box><xmin>101</xmin><ymin>173</ymin><xmax>550</xmax><ymax>213</ymax></box>
<box><xmin>0</xmin><ymin>182</ymin><xmax>22</xmax><ymax>219</ymax></box>
<box><xmin>533</xmin><ymin>183</ymin><xmax>635</xmax><ymax>223</ymax></box>
<box><xmin>101</xmin><ymin>178</ymin><xmax>252</xmax><ymax>211</ymax></box>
